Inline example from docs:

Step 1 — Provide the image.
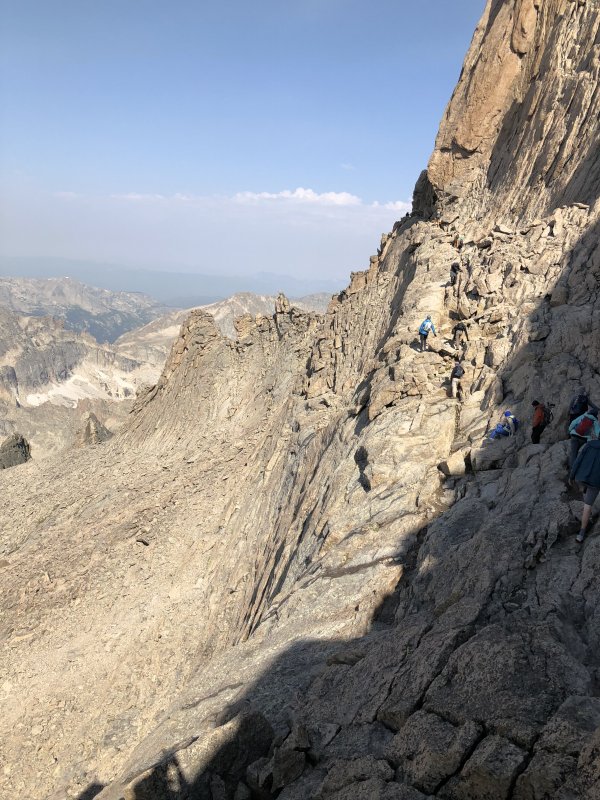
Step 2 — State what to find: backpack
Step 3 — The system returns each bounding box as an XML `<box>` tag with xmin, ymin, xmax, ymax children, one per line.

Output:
<box><xmin>542</xmin><ymin>404</ymin><xmax>553</xmax><ymax>426</ymax></box>
<box><xmin>570</xmin><ymin>393</ymin><xmax>589</xmax><ymax>417</ymax></box>
<box><xmin>419</xmin><ymin>320</ymin><xmax>432</xmax><ymax>335</ymax></box>
<box><xmin>453</xmin><ymin>365</ymin><xmax>465</xmax><ymax>379</ymax></box>
<box><xmin>575</xmin><ymin>415</ymin><xmax>595</xmax><ymax>438</ymax></box>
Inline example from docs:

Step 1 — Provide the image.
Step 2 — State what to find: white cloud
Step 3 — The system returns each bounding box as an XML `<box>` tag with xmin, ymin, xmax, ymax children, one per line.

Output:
<box><xmin>340</xmin><ymin>163</ymin><xmax>356</xmax><ymax>171</ymax></box>
<box><xmin>233</xmin><ymin>187</ymin><xmax>362</xmax><ymax>207</ymax></box>
<box><xmin>371</xmin><ymin>199</ymin><xmax>412</xmax><ymax>213</ymax></box>
<box><xmin>5</xmin><ymin>180</ymin><xmax>413</xmax><ymax>281</ymax></box>
<box><xmin>103</xmin><ymin>188</ymin><xmax>411</xmax><ymax>215</ymax></box>
<box><xmin>110</xmin><ymin>192</ymin><xmax>167</xmax><ymax>201</ymax></box>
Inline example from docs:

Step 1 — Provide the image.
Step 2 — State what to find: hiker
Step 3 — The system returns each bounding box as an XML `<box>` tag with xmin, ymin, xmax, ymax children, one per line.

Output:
<box><xmin>489</xmin><ymin>410</ymin><xmax>519</xmax><ymax>439</ymax></box>
<box><xmin>570</xmin><ymin>434</ymin><xmax>600</xmax><ymax>542</ymax></box>
<box><xmin>568</xmin><ymin>406</ymin><xmax>600</xmax><ymax>466</ymax></box>
<box><xmin>452</xmin><ymin>321</ymin><xmax>470</xmax><ymax>351</ymax></box>
<box><xmin>450</xmin><ymin>360</ymin><xmax>465</xmax><ymax>400</ymax></box>
<box><xmin>418</xmin><ymin>315</ymin><xmax>437</xmax><ymax>352</ymax></box>
<box><xmin>531</xmin><ymin>400</ymin><xmax>552</xmax><ymax>444</ymax></box>
<box><xmin>449</xmin><ymin>261</ymin><xmax>462</xmax><ymax>286</ymax></box>
<box><xmin>569</xmin><ymin>388</ymin><xmax>590</xmax><ymax>424</ymax></box>
<box><xmin>452</xmin><ymin>233</ymin><xmax>464</xmax><ymax>251</ymax></box>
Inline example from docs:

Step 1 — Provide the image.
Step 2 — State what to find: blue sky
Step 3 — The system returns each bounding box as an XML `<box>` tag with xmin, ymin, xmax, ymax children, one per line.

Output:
<box><xmin>0</xmin><ymin>0</ymin><xmax>485</xmax><ymax>286</ymax></box>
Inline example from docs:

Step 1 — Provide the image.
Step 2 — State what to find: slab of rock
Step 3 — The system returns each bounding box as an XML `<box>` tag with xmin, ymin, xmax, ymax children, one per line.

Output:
<box><xmin>385</xmin><ymin>710</ymin><xmax>482</xmax><ymax>794</ymax></box>
<box><xmin>438</xmin><ymin>735</ymin><xmax>527</xmax><ymax>800</ymax></box>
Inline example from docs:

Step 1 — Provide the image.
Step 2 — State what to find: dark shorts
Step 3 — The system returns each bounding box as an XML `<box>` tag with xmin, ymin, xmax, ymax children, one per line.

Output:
<box><xmin>582</xmin><ymin>484</ymin><xmax>600</xmax><ymax>506</ymax></box>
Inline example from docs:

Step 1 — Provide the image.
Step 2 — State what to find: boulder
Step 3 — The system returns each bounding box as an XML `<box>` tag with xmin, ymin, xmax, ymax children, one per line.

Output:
<box><xmin>0</xmin><ymin>433</ymin><xmax>31</xmax><ymax>469</ymax></box>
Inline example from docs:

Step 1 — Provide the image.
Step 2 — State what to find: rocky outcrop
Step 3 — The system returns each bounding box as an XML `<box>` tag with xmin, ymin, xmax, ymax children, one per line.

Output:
<box><xmin>0</xmin><ymin>3</ymin><xmax>599</xmax><ymax>800</ymax></box>
<box><xmin>75</xmin><ymin>412</ymin><xmax>113</xmax><ymax>447</ymax></box>
<box><xmin>114</xmin><ymin>292</ymin><xmax>331</xmax><ymax>364</ymax></box>
<box><xmin>0</xmin><ymin>433</ymin><xmax>31</xmax><ymax>469</ymax></box>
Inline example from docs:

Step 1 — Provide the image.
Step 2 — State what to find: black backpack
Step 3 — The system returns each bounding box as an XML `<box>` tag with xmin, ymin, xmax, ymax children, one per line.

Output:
<box><xmin>570</xmin><ymin>393</ymin><xmax>589</xmax><ymax>417</ymax></box>
<box><xmin>453</xmin><ymin>364</ymin><xmax>465</xmax><ymax>379</ymax></box>
<box><xmin>542</xmin><ymin>404</ymin><xmax>554</xmax><ymax>426</ymax></box>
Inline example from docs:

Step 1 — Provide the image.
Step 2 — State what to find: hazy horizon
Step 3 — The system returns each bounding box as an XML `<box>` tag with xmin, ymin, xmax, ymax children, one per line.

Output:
<box><xmin>0</xmin><ymin>0</ymin><xmax>485</xmax><ymax>285</ymax></box>
<box><xmin>0</xmin><ymin>255</ymin><xmax>343</xmax><ymax>305</ymax></box>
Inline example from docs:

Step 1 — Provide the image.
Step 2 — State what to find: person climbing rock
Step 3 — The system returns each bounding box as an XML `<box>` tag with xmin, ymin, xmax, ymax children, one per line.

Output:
<box><xmin>452</xmin><ymin>233</ymin><xmax>464</xmax><ymax>251</ymax></box>
<box><xmin>569</xmin><ymin>388</ymin><xmax>590</xmax><ymax>424</ymax></box>
<box><xmin>418</xmin><ymin>315</ymin><xmax>437</xmax><ymax>352</ymax></box>
<box><xmin>489</xmin><ymin>410</ymin><xmax>519</xmax><ymax>439</ymax></box>
<box><xmin>452</xmin><ymin>321</ymin><xmax>470</xmax><ymax>351</ymax></box>
<box><xmin>449</xmin><ymin>261</ymin><xmax>462</xmax><ymax>286</ymax></box>
<box><xmin>450</xmin><ymin>360</ymin><xmax>465</xmax><ymax>400</ymax></box>
<box><xmin>568</xmin><ymin>406</ymin><xmax>600</xmax><ymax>466</ymax></box>
<box><xmin>531</xmin><ymin>400</ymin><xmax>551</xmax><ymax>444</ymax></box>
<box><xmin>570</xmin><ymin>433</ymin><xmax>600</xmax><ymax>543</ymax></box>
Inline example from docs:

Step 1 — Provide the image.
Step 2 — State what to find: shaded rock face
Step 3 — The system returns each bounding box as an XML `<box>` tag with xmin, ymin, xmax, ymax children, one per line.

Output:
<box><xmin>0</xmin><ymin>433</ymin><xmax>31</xmax><ymax>469</ymax></box>
<box><xmin>1</xmin><ymin>3</ymin><xmax>600</xmax><ymax>800</ymax></box>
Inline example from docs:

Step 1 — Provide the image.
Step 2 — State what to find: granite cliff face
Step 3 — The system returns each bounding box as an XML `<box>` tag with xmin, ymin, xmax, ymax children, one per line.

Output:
<box><xmin>422</xmin><ymin>0</ymin><xmax>599</xmax><ymax>224</ymax></box>
<box><xmin>1</xmin><ymin>2</ymin><xmax>600</xmax><ymax>799</ymax></box>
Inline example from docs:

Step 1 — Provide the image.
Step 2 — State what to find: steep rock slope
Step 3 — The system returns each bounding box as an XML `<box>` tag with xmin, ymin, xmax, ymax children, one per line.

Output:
<box><xmin>1</xmin><ymin>2</ymin><xmax>599</xmax><ymax>800</ymax></box>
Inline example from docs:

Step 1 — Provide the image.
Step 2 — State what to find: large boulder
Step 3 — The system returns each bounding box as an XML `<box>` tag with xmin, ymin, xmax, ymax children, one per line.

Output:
<box><xmin>0</xmin><ymin>433</ymin><xmax>31</xmax><ymax>469</ymax></box>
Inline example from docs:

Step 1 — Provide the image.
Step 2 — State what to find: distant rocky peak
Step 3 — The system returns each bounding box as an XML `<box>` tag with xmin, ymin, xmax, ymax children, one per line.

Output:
<box><xmin>76</xmin><ymin>412</ymin><xmax>113</xmax><ymax>448</ymax></box>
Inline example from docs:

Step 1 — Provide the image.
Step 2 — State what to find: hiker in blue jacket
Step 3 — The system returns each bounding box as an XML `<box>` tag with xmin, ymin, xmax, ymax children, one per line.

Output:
<box><xmin>489</xmin><ymin>410</ymin><xmax>519</xmax><ymax>439</ymax></box>
<box><xmin>568</xmin><ymin>406</ymin><xmax>600</xmax><ymax>467</ymax></box>
<box><xmin>418</xmin><ymin>315</ymin><xmax>437</xmax><ymax>352</ymax></box>
<box><xmin>570</xmin><ymin>435</ymin><xmax>600</xmax><ymax>542</ymax></box>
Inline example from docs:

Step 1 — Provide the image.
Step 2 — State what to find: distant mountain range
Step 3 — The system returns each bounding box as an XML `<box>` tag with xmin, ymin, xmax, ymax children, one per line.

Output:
<box><xmin>0</xmin><ymin>305</ymin><xmax>152</xmax><ymax>457</ymax></box>
<box><xmin>0</xmin><ymin>279</ymin><xmax>331</xmax><ymax>456</ymax></box>
<box><xmin>0</xmin><ymin>276</ymin><xmax>168</xmax><ymax>343</ymax></box>
<box><xmin>0</xmin><ymin>256</ymin><xmax>342</xmax><ymax>306</ymax></box>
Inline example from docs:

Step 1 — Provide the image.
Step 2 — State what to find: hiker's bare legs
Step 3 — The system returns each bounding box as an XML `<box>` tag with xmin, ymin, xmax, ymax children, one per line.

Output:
<box><xmin>582</xmin><ymin>502</ymin><xmax>593</xmax><ymax>532</ymax></box>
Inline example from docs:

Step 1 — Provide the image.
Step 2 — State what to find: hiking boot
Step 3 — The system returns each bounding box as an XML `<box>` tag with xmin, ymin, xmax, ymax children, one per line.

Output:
<box><xmin>576</xmin><ymin>530</ymin><xmax>586</xmax><ymax>543</ymax></box>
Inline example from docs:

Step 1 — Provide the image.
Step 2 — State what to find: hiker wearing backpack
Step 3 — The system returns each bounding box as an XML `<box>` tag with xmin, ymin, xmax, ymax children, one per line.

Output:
<box><xmin>452</xmin><ymin>321</ymin><xmax>470</xmax><ymax>351</ymax></box>
<box><xmin>568</xmin><ymin>406</ymin><xmax>600</xmax><ymax>467</ymax></box>
<box><xmin>450</xmin><ymin>360</ymin><xmax>465</xmax><ymax>400</ymax></box>
<box><xmin>570</xmin><ymin>433</ymin><xmax>600</xmax><ymax>542</ymax></box>
<box><xmin>418</xmin><ymin>315</ymin><xmax>437</xmax><ymax>352</ymax></box>
<box><xmin>569</xmin><ymin>388</ymin><xmax>590</xmax><ymax>424</ymax></box>
<box><xmin>489</xmin><ymin>410</ymin><xmax>519</xmax><ymax>439</ymax></box>
<box><xmin>531</xmin><ymin>400</ymin><xmax>552</xmax><ymax>444</ymax></box>
<box><xmin>452</xmin><ymin>233</ymin><xmax>464</xmax><ymax>251</ymax></box>
<box><xmin>449</xmin><ymin>261</ymin><xmax>462</xmax><ymax>287</ymax></box>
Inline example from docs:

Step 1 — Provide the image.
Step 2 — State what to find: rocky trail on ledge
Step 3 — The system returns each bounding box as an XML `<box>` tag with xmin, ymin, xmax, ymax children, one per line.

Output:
<box><xmin>1</xmin><ymin>1</ymin><xmax>600</xmax><ymax>799</ymax></box>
